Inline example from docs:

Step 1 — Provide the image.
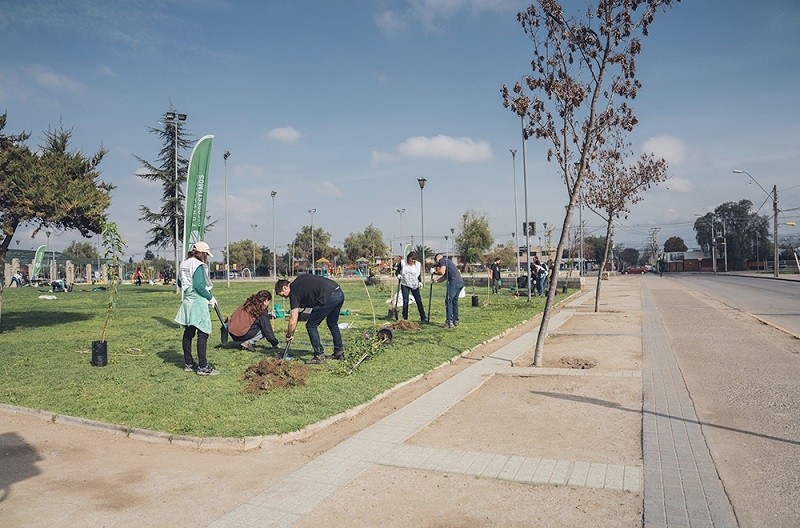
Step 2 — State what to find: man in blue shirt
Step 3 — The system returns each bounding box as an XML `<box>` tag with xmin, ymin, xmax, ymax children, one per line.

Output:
<box><xmin>433</xmin><ymin>253</ymin><xmax>464</xmax><ymax>328</ymax></box>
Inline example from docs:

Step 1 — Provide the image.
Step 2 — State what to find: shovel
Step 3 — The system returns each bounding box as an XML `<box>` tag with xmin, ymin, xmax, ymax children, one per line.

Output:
<box><xmin>279</xmin><ymin>340</ymin><xmax>291</xmax><ymax>360</ymax></box>
<box><xmin>213</xmin><ymin>304</ymin><xmax>229</xmax><ymax>345</ymax></box>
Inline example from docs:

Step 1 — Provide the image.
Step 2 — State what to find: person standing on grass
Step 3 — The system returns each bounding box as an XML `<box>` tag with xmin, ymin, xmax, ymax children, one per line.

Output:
<box><xmin>228</xmin><ymin>290</ymin><xmax>280</xmax><ymax>351</ymax></box>
<box><xmin>433</xmin><ymin>253</ymin><xmax>464</xmax><ymax>328</ymax></box>
<box><xmin>396</xmin><ymin>251</ymin><xmax>427</xmax><ymax>322</ymax></box>
<box><xmin>488</xmin><ymin>257</ymin><xmax>502</xmax><ymax>294</ymax></box>
<box><xmin>275</xmin><ymin>273</ymin><xmax>344</xmax><ymax>365</ymax></box>
<box><xmin>175</xmin><ymin>241</ymin><xmax>219</xmax><ymax>376</ymax></box>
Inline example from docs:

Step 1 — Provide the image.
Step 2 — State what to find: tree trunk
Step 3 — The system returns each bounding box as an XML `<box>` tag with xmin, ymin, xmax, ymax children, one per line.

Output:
<box><xmin>532</xmin><ymin>190</ymin><xmax>579</xmax><ymax>367</ymax></box>
<box><xmin>594</xmin><ymin>219</ymin><xmax>614</xmax><ymax>313</ymax></box>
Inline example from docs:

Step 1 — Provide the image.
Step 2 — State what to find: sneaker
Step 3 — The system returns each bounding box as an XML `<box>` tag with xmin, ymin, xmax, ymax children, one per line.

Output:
<box><xmin>306</xmin><ymin>355</ymin><xmax>327</xmax><ymax>365</ymax></box>
<box><xmin>239</xmin><ymin>341</ymin><xmax>254</xmax><ymax>351</ymax></box>
<box><xmin>196</xmin><ymin>365</ymin><xmax>220</xmax><ymax>376</ymax></box>
<box><xmin>184</xmin><ymin>363</ymin><xmax>197</xmax><ymax>372</ymax></box>
<box><xmin>452</xmin><ymin>320</ymin><xmax>460</xmax><ymax>327</ymax></box>
<box><xmin>331</xmin><ymin>351</ymin><xmax>344</xmax><ymax>360</ymax></box>
<box><xmin>442</xmin><ymin>320</ymin><xmax>453</xmax><ymax>328</ymax></box>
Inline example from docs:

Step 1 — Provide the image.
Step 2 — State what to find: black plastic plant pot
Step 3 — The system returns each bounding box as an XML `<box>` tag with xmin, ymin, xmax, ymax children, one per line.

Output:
<box><xmin>471</xmin><ymin>295</ymin><xmax>479</xmax><ymax>307</ymax></box>
<box><xmin>91</xmin><ymin>340</ymin><xmax>108</xmax><ymax>367</ymax></box>
<box><xmin>376</xmin><ymin>328</ymin><xmax>393</xmax><ymax>344</ymax></box>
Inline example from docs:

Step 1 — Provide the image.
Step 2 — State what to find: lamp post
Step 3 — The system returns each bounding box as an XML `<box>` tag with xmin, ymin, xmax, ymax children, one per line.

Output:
<box><xmin>223</xmin><ymin>150</ymin><xmax>231</xmax><ymax>287</ymax></box>
<box><xmin>520</xmin><ymin>115</ymin><xmax>532</xmax><ymax>301</ymax></box>
<box><xmin>444</xmin><ymin>235</ymin><xmax>449</xmax><ymax>258</ymax></box>
<box><xmin>271</xmin><ymin>191</ymin><xmax>277</xmax><ymax>280</ymax></box>
<box><xmin>308</xmin><ymin>209</ymin><xmax>316</xmax><ymax>274</ymax></box>
<box><xmin>734</xmin><ymin>169</ymin><xmax>779</xmax><ymax>277</ymax></box>
<box><xmin>397</xmin><ymin>208</ymin><xmax>405</xmax><ymax>254</ymax></box>
<box><xmin>417</xmin><ymin>177</ymin><xmax>426</xmax><ymax>283</ymax></box>
<box><xmin>250</xmin><ymin>223</ymin><xmax>258</xmax><ymax>278</ymax></box>
<box><xmin>165</xmin><ymin>111</ymin><xmax>187</xmax><ymax>294</ymax></box>
<box><xmin>510</xmin><ymin>148</ymin><xmax>521</xmax><ymax>281</ymax></box>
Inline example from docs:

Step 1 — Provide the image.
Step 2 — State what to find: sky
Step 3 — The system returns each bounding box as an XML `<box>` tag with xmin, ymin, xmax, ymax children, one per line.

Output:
<box><xmin>2</xmin><ymin>0</ymin><xmax>799</xmax><ymax>262</ymax></box>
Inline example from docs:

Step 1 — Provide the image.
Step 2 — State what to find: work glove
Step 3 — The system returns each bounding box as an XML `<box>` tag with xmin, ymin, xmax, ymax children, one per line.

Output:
<box><xmin>208</xmin><ymin>297</ymin><xmax>218</xmax><ymax>307</ymax></box>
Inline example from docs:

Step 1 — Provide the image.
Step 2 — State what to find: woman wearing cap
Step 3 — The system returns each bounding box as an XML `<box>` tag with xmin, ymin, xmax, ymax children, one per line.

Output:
<box><xmin>175</xmin><ymin>241</ymin><xmax>219</xmax><ymax>375</ymax></box>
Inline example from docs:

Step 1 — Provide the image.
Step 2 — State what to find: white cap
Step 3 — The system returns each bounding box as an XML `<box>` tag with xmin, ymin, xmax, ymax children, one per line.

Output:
<box><xmin>192</xmin><ymin>241</ymin><xmax>214</xmax><ymax>257</ymax></box>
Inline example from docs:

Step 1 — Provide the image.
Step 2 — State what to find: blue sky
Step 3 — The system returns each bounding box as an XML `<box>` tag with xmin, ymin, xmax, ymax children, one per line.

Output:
<box><xmin>2</xmin><ymin>0</ymin><xmax>799</xmax><ymax>261</ymax></box>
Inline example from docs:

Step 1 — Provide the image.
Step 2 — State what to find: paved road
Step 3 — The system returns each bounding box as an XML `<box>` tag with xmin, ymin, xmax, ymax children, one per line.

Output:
<box><xmin>667</xmin><ymin>272</ymin><xmax>800</xmax><ymax>336</ymax></box>
<box><xmin>645</xmin><ymin>274</ymin><xmax>800</xmax><ymax>527</ymax></box>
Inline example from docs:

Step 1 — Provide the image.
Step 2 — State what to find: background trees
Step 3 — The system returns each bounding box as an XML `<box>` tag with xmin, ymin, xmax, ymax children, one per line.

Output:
<box><xmin>135</xmin><ymin>109</ymin><xmax>191</xmax><ymax>267</ymax></box>
<box><xmin>664</xmin><ymin>236</ymin><xmax>688</xmax><ymax>252</ymax></box>
<box><xmin>693</xmin><ymin>200</ymin><xmax>770</xmax><ymax>270</ymax></box>
<box><xmin>343</xmin><ymin>225</ymin><xmax>388</xmax><ymax>262</ymax></box>
<box><xmin>62</xmin><ymin>241</ymin><xmax>99</xmax><ymax>260</ymax></box>
<box><xmin>0</xmin><ymin>113</ymin><xmax>112</xmax><ymax>322</ymax></box>
<box><xmin>454</xmin><ymin>210</ymin><xmax>493</xmax><ymax>264</ymax></box>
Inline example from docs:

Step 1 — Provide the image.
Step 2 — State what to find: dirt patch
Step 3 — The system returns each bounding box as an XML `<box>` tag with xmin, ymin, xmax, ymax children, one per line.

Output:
<box><xmin>243</xmin><ymin>358</ymin><xmax>309</xmax><ymax>393</ymax></box>
<box><xmin>554</xmin><ymin>356</ymin><xmax>597</xmax><ymax>369</ymax></box>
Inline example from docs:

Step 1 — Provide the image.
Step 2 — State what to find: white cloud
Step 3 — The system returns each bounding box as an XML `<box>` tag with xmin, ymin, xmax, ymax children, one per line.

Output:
<box><xmin>642</xmin><ymin>134</ymin><xmax>709</xmax><ymax>169</ymax></box>
<box><xmin>376</xmin><ymin>0</ymin><xmax>514</xmax><ymax>34</ymax></box>
<box><xmin>396</xmin><ymin>134</ymin><xmax>492</xmax><ymax>163</ymax></box>
<box><xmin>98</xmin><ymin>65</ymin><xmax>115</xmax><ymax>77</ymax></box>
<box><xmin>318</xmin><ymin>181</ymin><xmax>344</xmax><ymax>198</ymax></box>
<box><xmin>266</xmin><ymin>126</ymin><xmax>302</xmax><ymax>143</ymax></box>
<box><xmin>28</xmin><ymin>65</ymin><xmax>83</xmax><ymax>93</ymax></box>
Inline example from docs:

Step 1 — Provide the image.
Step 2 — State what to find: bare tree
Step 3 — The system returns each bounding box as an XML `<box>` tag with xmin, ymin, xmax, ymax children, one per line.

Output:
<box><xmin>502</xmin><ymin>0</ymin><xmax>680</xmax><ymax>367</ymax></box>
<box><xmin>583</xmin><ymin>134</ymin><xmax>669</xmax><ymax>311</ymax></box>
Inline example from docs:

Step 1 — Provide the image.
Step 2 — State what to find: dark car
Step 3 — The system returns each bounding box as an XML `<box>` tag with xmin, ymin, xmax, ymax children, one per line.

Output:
<box><xmin>622</xmin><ymin>266</ymin><xmax>648</xmax><ymax>274</ymax></box>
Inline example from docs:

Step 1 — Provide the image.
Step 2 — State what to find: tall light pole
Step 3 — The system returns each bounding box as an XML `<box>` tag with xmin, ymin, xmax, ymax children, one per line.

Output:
<box><xmin>417</xmin><ymin>177</ymin><xmax>426</xmax><ymax>283</ymax></box>
<box><xmin>510</xmin><ymin>148</ymin><xmax>520</xmax><ymax>281</ymax></box>
<box><xmin>397</xmin><ymin>208</ymin><xmax>405</xmax><ymax>254</ymax></box>
<box><xmin>223</xmin><ymin>150</ymin><xmax>231</xmax><ymax>287</ymax></box>
<box><xmin>250</xmin><ymin>223</ymin><xmax>258</xmax><ymax>278</ymax></box>
<box><xmin>734</xmin><ymin>169</ymin><xmax>779</xmax><ymax>277</ymax></box>
<box><xmin>308</xmin><ymin>209</ymin><xmax>316</xmax><ymax>274</ymax></box>
<box><xmin>520</xmin><ymin>115</ymin><xmax>532</xmax><ymax>301</ymax></box>
<box><xmin>271</xmin><ymin>191</ymin><xmax>277</xmax><ymax>280</ymax></box>
<box><xmin>166</xmin><ymin>111</ymin><xmax>187</xmax><ymax>293</ymax></box>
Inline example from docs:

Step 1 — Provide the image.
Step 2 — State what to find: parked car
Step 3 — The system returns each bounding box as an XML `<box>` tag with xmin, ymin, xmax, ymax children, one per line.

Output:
<box><xmin>622</xmin><ymin>266</ymin><xmax>648</xmax><ymax>274</ymax></box>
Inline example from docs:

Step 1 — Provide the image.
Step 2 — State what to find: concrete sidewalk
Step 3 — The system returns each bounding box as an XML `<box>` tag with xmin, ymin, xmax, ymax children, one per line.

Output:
<box><xmin>4</xmin><ymin>275</ymin><xmax>765</xmax><ymax>527</ymax></box>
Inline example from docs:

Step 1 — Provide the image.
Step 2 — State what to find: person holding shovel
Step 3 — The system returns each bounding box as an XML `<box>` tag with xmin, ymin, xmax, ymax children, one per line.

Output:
<box><xmin>488</xmin><ymin>257</ymin><xmax>502</xmax><ymax>294</ymax></box>
<box><xmin>433</xmin><ymin>253</ymin><xmax>464</xmax><ymax>328</ymax></box>
<box><xmin>175</xmin><ymin>241</ymin><xmax>219</xmax><ymax>376</ymax></box>
<box><xmin>228</xmin><ymin>290</ymin><xmax>280</xmax><ymax>351</ymax></box>
<box><xmin>275</xmin><ymin>274</ymin><xmax>345</xmax><ymax>364</ymax></box>
<box><xmin>396</xmin><ymin>251</ymin><xmax>427</xmax><ymax>322</ymax></box>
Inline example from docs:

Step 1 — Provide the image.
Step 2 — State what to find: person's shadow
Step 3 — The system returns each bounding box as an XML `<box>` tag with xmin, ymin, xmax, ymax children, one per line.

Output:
<box><xmin>0</xmin><ymin>432</ymin><xmax>43</xmax><ymax>502</ymax></box>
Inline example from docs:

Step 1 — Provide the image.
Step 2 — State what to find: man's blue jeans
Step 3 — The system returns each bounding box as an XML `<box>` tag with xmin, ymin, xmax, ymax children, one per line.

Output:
<box><xmin>445</xmin><ymin>281</ymin><xmax>464</xmax><ymax>322</ymax></box>
<box><xmin>305</xmin><ymin>289</ymin><xmax>345</xmax><ymax>357</ymax></box>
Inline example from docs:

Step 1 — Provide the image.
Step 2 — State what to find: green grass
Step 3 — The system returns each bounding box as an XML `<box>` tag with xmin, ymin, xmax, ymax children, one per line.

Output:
<box><xmin>0</xmin><ymin>279</ymin><xmax>565</xmax><ymax>437</ymax></box>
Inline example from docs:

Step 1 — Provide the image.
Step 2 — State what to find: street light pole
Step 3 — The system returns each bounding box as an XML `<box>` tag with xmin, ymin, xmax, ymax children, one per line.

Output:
<box><xmin>271</xmin><ymin>191</ymin><xmax>277</xmax><ymax>280</ymax></box>
<box><xmin>417</xmin><ymin>177</ymin><xmax>426</xmax><ymax>283</ymax></box>
<box><xmin>250</xmin><ymin>223</ymin><xmax>257</xmax><ymax>278</ymax></box>
<box><xmin>734</xmin><ymin>169</ymin><xmax>779</xmax><ymax>277</ymax></box>
<box><xmin>165</xmin><ymin>111</ymin><xmax>187</xmax><ymax>294</ymax></box>
<box><xmin>510</xmin><ymin>148</ymin><xmax>520</xmax><ymax>281</ymax></box>
<box><xmin>397</xmin><ymin>208</ymin><xmax>405</xmax><ymax>254</ymax></box>
<box><xmin>308</xmin><ymin>209</ymin><xmax>316</xmax><ymax>274</ymax></box>
<box><xmin>520</xmin><ymin>115</ymin><xmax>531</xmax><ymax>301</ymax></box>
<box><xmin>223</xmin><ymin>150</ymin><xmax>231</xmax><ymax>287</ymax></box>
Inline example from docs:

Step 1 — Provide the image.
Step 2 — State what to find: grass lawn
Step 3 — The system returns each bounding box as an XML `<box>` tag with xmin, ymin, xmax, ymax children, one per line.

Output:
<box><xmin>0</xmin><ymin>277</ymin><xmax>564</xmax><ymax>438</ymax></box>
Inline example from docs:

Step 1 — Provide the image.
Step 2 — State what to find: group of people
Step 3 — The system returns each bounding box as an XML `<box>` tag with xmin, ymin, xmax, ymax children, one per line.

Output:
<box><xmin>175</xmin><ymin>242</ymin><xmax>470</xmax><ymax>374</ymax></box>
<box><xmin>175</xmin><ymin>241</ymin><xmax>347</xmax><ymax>373</ymax></box>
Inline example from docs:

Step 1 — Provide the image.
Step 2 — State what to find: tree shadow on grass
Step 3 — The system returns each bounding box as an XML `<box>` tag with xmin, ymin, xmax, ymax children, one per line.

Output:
<box><xmin>0</xmin><ymin>310</ymin><xmax>93</xmax><ymax>333</ymax></box>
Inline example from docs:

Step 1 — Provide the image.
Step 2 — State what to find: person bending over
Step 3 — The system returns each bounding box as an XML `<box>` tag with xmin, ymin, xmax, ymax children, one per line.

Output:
<box><xmin>276</xmin><ymin>274</ymin><xmax>344</xmax><ymax>365</ymax></box>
